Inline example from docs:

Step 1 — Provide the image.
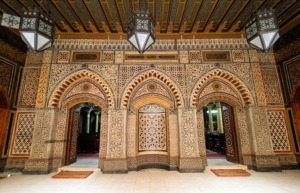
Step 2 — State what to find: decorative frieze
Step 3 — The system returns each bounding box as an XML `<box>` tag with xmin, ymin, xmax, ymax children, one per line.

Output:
<box><xmin>53</xmin><ymin>39</ymin><xmax>248</xmax><ymax>51</ymax></box>
<box><xmin>177</xmin><ymin>39</ymin><xmax>249</xmax><ymax>50</ymax></box>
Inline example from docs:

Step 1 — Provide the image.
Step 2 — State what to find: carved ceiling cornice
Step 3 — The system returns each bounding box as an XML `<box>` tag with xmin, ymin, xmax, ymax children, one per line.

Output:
<box><xmin>0</xmin><ymin>0</ymin><xmax>299</xmax><ymax>40</ymax></box>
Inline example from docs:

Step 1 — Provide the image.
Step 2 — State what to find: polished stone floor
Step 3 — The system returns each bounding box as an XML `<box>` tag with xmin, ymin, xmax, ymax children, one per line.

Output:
<box><xmin>0</xmin><ymin>157</ymin><xmax>300</xmax><ymax>193</ymax></box>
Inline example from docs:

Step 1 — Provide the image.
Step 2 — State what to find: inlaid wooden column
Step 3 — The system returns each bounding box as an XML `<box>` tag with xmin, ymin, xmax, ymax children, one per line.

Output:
<box><xmin>247</xmin><ymin>107</ymin><xmax>281</xmax><ymax>171</ymax></box>
<box><xmin>102</xmin><ymin>109</ymin><xmax>128</xmax><ymax>173</ymax></box>
<box><xmin>178</xmin><ymin>108</ymin><xmax>204</xmax><ymax>172</ymax></box>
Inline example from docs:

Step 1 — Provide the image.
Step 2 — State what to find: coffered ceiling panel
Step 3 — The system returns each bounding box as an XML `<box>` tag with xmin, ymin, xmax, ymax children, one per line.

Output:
<box><xmin>0</xmin><ymin>0</ymin><xmax>299</xmax><ymax>39</ymax></box>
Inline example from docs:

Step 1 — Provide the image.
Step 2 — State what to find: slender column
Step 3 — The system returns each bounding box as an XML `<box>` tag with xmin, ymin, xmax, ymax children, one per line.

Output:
<box><xmin>94</xmin><ymin>111</ymin><xmax>100</xmax><ymax>133</ymax></box>
<box><xmin>79</xmin><ymin>112</ymin><xmax>83</xmax><ymax>133</ymax></box>
<box><xmin>207</xmin><ymin>104</ymin><xmax>214</xmax><ymax>132</ymax></box>
<box><xmin>216</xmin><ymin>102</ymin><xmax>224</xmax><ymax>133</ymax></box>
<box><xmin>86</xmin><ymin>108</ymin><xmax>93</xmax><ymax>134</ymax></box>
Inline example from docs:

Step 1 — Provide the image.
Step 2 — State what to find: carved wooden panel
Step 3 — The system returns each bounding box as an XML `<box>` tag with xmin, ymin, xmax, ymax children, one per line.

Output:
<box><xmin>138</xmin><ymin>104</ymin><xmax>167</xmax><ymax>151</ymax></box>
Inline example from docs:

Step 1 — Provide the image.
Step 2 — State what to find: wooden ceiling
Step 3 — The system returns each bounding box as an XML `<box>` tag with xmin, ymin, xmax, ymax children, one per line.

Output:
<box><xmin>0</xmin><ymin>0</ymin><xmax>299</xmax><ymax>40</ymax></box>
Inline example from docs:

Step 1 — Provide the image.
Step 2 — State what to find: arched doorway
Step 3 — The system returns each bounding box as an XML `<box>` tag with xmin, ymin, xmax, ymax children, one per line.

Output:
<box><xmin>203</xmin><ymin>101</ymin><xmax>239</xmax><ymax>164</ymax></box>
<box><xmin>65</xmin><ymin>103</ymin><xmax>101</xmax><ymax>167</ymax></box>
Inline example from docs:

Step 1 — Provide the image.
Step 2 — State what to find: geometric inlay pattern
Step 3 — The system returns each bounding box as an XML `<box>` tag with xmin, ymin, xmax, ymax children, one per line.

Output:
<box><xmin>0</xmin><ymin>62</ymin><xmax>13</xmax><ymax>93</ymax></box>
<box><xmin>286</xmin><ymin>58</ymin><xmax>300</xmax><ymax>93</ymax></box>
<box><xmin>12</xmin><ymin>113</ymin><xmax>35</xmax><ymax>155</ymax></box>
<box><xmin>57</xmin><ymin>51</ymin><xmax>70</xmax><ymax>63</ymax></box>
<box><xmin>252</xmin><ymin>63</ymin><xmax>267</xmax><ymax>106</ymax></box>
<box><xmin>19</xmin><ymin>68</ymin><xmax>41</xmax><ymax>107</ymax></box>
<box><xmin>108</xmin><ymin>110</ymin><xmax>125</xmax><ymax>158</ymax></box>
<box><xmin>267</xmin><ymin>111</ymin><xmax>290</xmax><ymax>151</ymax></box>
<box><xmin>232</xmin><ymin>50</ymin><xmax>245</xmax><ymax>62</ymax></box>
<box><xmin>139</xmin><ymin>104</ymin><xmax>167</xmax><ymax>151</ymax></box>
<box><xmin>103</xmin><ymin>51</ymin><xmax>114</xmax><ymax>63</ymax></box>
<box><xmin>189</xmin><ymin>51</ymin><xmax>201</xmax><ymax>63</ymax></box>
<box><xmin>261</xmin><ymin>67</ymin><xmax>283</xmax><ymax>105</ymax></box>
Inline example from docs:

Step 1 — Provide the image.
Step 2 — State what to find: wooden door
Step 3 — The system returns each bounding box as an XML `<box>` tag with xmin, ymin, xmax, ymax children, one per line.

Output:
<box><xmin>0</xmin><ymin>107</ymin><xmax>9</xmax><ymax>157</ymax></box>
<box><xmin>65</xmin><ymin>109</ymin><xmax>80</xmax><ymax>165</ymax></box>
<box><xmin>291</xmin><ymin>87</ymin><xmax>300</xmax><ymax>150</ymax></box>
<box><xmin>221</xmin><ymin>103</ymin><xmax>239</xmax><ymax>163</ymax></box>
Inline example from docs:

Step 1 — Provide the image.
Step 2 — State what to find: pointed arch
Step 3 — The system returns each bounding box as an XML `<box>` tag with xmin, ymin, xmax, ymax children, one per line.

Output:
<box><xmin>190</xmin><ymin>69</ymin><xmax>254</xmax><ymax>107</ymax></box>
<box><xmin>120</xmin><ymin>69</ymin><xmax>184</xmax><ymax>108</ymax></box>
<box><xmin>48</xmin><ymin>69</ymin><xmax>115</xmax><ymax>108</ymax></box>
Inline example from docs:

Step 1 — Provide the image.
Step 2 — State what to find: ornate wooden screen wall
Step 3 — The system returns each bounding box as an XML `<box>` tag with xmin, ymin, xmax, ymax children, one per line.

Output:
<box><xmin>138</xmin><ymin>104</ymin><xmax>167</xmax><ymax>152</ymax></box>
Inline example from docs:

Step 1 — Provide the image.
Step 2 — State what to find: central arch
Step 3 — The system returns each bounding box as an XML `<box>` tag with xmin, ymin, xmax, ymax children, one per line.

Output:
<box><xmin>130</xmin><ymin>96</ymin><xmax>175</xmax><ymax>170</ymax></box>
<box><xmin>120</xmin><ymin>69</ymin><xmax>184</xmax><ymax>108</ymax></box>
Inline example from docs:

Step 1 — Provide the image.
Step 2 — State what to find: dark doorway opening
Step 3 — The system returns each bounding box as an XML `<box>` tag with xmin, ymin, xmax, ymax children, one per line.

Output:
<box><xmin>203</xmin><ymin>102</ymin><xmax>239</xmax><ymax>163</ymax></box>
<box><xmin>66</xmin><ymin>103</ymin><xmax>101</xmax><ymax>166</ymax></box>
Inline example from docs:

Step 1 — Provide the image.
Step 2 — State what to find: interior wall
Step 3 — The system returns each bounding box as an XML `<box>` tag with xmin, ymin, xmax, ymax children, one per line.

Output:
<box><xmin>4</xmin><ymin>38</ymin><xmax>298</xmax><ymax>173</ymax></box>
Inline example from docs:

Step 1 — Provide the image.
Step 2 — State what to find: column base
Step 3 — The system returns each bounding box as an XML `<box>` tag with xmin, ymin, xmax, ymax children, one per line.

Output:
<box><xmin>295</xmin><ymin>154</ymin><xmax>300</xmax><ymax>169</ymax></box>
<box><xmin>4</xmin><ymin>157</ymin><xmax>26</xmax><ymax>172</ymax></box>
<box><xmin>179</xmin><ymin>157</ymin><xmax>204</xmax><ymax>173</ymax></box>
<box><xmin>23</xmin><ymin>158</ymin><xmax>52</xmax><ymax>174</ymax></box>
<box><xmin>102</xmin><ymin>159</ymin><xmax>128</xmax><ymax>174</ymax></box>
<box><xmin>277</xmin><ymin>153</ymin><xmax>298</xmax><ymax>170</ymax></box>
<box><xmin>249</xmin><ymin>155</ymin><xmax>282</xmax><ymax>172</ymax></box>
<box><xmin>0</xmin><ymin>158</ymin><xmax>6</xmax><ymax>172</ymax></box>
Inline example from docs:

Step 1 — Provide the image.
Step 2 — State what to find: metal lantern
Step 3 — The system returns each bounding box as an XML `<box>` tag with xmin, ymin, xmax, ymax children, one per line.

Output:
<box><xmin>245</xmin><ymin>9</ymin><xmax>280</xmax><ymax>51</ymax></box>
<box><xmin>127</xmin><ymin>10</ymin><xmax>155</xmax><ymax>54</ymax></box>
<box><xmin>19</xmin><ymin>7</ymin><xmax>54</xmax><ymax>52</ymax></box>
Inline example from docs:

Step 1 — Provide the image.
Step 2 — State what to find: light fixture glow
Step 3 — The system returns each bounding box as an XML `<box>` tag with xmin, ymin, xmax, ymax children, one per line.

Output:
<box><xmin>19</xmin><ymin>7</ymin><xmax>54</xmax><ymax>52</ymax></box>
<box><xmin>127</xmin><ymin>11</ymin><xmax>155</xmax><ymax>54</ymax></box>
<box><xmin>245</xmin><ymin>9</ymin><xmax>280</xmax><ymax>52</ymax></box>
